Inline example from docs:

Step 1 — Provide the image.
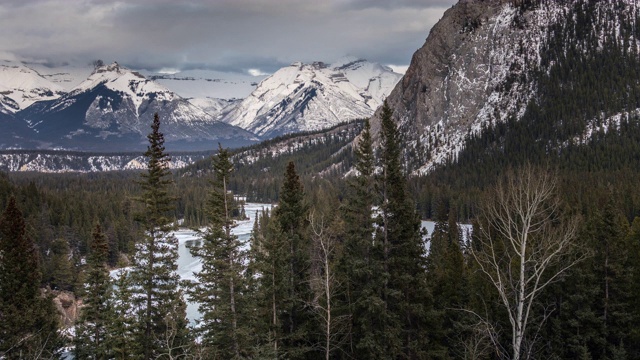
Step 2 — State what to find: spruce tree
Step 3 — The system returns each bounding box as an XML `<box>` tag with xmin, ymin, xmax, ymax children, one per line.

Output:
<box><xmin>253</xmin><ymin>162</ymin><xmax>315</xmax><ymax>358</ymax></box>
<box><xmin>252</xmin><ymin>209</ymin><xmax>287</xmax><ymax>358</ymax></box>
<box><xmin>338</xmin><ymin>119</ymin><xmax>386</xmax><ymax>357</ymax></box>
<box><xmin>75</xmin><ymin>224</ymin><xmax>112</xmax><ymax>359</ymax></box>
<box><xmin>274</xmin><ymin>161</ymin><xmax>315</xmax><ymax>359</ymax></box>
<box><xmin>0</xmin><ymin>196</ymin><xmax>60</xmax><ymax>359</ymax></box>
<box><xmin>109</xmin><ymin>269</ymin><xmax>137</xmax><ymax>360</ymax></box>
<box><xmin>130</xmin><ymin>113</ymin><xmax>190</xmax><ymax>359</ymax></box>
<box><xmin>377</xmin><ymin>101</ymin><xmax>431</xmax><ymax>358</ymax></box>
<box><xmin>190</xmin><ymin>145</ymin><xmax>251</xmax><ymax>358</ymax></box>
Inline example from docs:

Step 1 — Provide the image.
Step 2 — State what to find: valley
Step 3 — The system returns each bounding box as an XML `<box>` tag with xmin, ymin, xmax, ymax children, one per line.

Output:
<box><xmin>1</xmin><ymin>0</ymin><xmax>640</xmax><ymax>359</ymax></box>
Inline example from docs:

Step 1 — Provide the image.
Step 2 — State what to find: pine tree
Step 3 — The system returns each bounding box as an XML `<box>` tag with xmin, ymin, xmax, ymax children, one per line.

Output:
<box><xmin>253</xmin><ymin>162</ymin><xmax>315</xmax><ymax>358</ymax></box>
<box><xmin>130</xmin><ymin>113</ymin><xmax>190</xmax><ymax>359</ymax></box>
<box><xmin>252</xmin><ymin>209</ymin><xmax>287</xmax><ymax>358</ymax></box>
<box><xmin>190</xmin><ymin>145</ymin><xmax>252</xmax><ymax>358</ymax></box>
<box><xmin>377</xmin><ymin>101</ymin><xmax>431</xmax><ymax>358</ymax></box>
<box><xmin>75</xmin><ymin>224</ymin><xmax>112</xmax><ymax>359</ymax></box>
<box><xmin>109</xmin><ymin>269</ymin><xmax>137</xmax><ymax>360</ymax></box>
<box><xmin>274</xmin><ymin>161</ymin><xmax>316</xmax><ymax>359</ymax></box>
<box><xmin>0</xmin><ymin>196</ymin><xmax>61</xmax><ymax>359</ymax></box>
<box><xmin>338</xmin><ymin>119</ymin><xmax>386</xmax><ymax>357</ymax></box>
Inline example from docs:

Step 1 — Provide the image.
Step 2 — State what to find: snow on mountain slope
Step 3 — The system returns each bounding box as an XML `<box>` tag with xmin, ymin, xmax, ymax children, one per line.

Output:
<box><xmin>370</xmin><ymin>0</ymin><xmax>588</xmax><ymax>174</ymax></box>
<box><xmin>0</xmin><ymin>151</ymin><xmax>211</xmax><ymax>173</ymax></box>
<box><xmin>0</xmin><ymin>61</ymin><xmax>65</xmax><ymax>112</ymax></box>
<box><xmin>28</xmin><ymin>62</ymin><xmax>93</xmax><ymax>91</ymax></box>
<box><xmin>17</xmin><ymin>62</ymin><xmax>258</xmax><ymax>152</ymax></box>
<box><xmin>143</xmin><ymin>69</ymin><xmax>266</xmax><ymax>100</ymax></box>
<box><xmin>222</xmin><ymin>59</ymin><xmax>402</xmax><ymax>138</ymax></box>
<box><xmin>143</xmin><ymin>69</ymin><xmax>264</xmax><ymax>120</ymax></box>
<box><xmin>69</xmin><ymin>62</ymin><xmax>177</xmax><ymax>116</ymax></box>
<box><xmin>188</xmin><ymin>97</ymin><xmax>241</xmax><ymax>120</ymax></box>
<box><xmin>332</xmin><ymin>57</ymin><xmax>402</xmax><ymax>109</ymax></box>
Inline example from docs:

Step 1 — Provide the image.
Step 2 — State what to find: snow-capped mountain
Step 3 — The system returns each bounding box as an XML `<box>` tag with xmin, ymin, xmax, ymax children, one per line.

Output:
<box><xmin>187</xmin><ymin>97</ymin><xmax>241</xmax><ymax>120</ymax></box>
<box><xmin>142</xmin><ymin>69</ymin><xmax>264</xmax><ymax>121</ymax></box>
<box><xmin>27</xmin><ymin>62</ymin><xmax>94</xmax><ymax>91</ymax></box>
<box><xmin>222</xmin><ymin>58</ymin><xmax>402</xmax><ymax>137</ymax></box>
<box><xmin>15</xmin><ymin>62</ymin><xmax>258</xmax><ymax>152</ymax></box>
<box><xmin>0</xmin><ymin>60</ymin><xmax>65</xmax><ymax>114</ymax></box>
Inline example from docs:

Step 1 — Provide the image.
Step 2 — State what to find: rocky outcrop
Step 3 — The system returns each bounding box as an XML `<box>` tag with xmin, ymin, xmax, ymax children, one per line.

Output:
<box><xmin>370</xmin><ymin>0</ymin><xmax>571</xmax><ymax>173</ymax></box>
<box><xmin>52</xmin><ymin>290</ymin><xmax>82</xmax><ymax>328</ymax></box>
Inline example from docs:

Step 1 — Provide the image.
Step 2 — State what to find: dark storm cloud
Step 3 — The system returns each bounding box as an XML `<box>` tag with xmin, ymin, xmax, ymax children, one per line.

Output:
<box><xmin>0</xmin><ymin>0</ymin><xmax>456</xmax><ymax>74</ymax></box>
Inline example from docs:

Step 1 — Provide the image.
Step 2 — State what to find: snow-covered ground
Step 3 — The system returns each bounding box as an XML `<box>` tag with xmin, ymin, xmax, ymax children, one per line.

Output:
<box><xmin>175</xmin><ymin>202</ymin><xmax>273</xmax><ymax>323</ymax></box>
<box><xmin>113</xmin><ymin>203</ymin><xmax>471</xmax><ymax>324</ymax></box>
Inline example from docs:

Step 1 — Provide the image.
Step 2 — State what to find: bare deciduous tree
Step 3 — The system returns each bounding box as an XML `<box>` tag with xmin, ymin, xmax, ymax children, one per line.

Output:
<box><xmin>471</xmin><ymin>166</ymin><xmax>585</xmax><ymax>360</ymax></box>
<box><xmin>308</xmin><ymin>210</ymin><xmax>349</xmax><ymax>360</ymax></box>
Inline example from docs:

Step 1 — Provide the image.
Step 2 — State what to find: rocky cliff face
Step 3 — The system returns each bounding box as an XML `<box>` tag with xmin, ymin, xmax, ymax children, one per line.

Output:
<box><xmin>371</xmin><ymin>0</ymin><xmax>640</xmax><ymax>174</ymax></box>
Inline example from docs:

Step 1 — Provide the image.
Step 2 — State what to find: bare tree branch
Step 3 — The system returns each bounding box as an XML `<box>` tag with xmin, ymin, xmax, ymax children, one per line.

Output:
<box><xmin>471</xmin><ymin>165</ymin><xmax>586</xmax><ymax>360</ymax></box>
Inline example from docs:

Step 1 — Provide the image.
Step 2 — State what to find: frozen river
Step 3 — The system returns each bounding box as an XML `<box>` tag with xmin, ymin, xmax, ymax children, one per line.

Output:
<box><xmin>173</xmin><ymin>202</ymin><xmax>273</xmax><ymax>323</ymax></box>
<box><xmin>170</xmin><ymin>203</ymin><xmax>470</xmax><ymax>323</ymax></box>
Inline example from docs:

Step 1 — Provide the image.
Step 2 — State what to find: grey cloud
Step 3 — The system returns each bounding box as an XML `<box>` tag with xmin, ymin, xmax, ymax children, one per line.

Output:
<box><xmin>0</xmin><ymin>0</ymin><xmax>457</xmax><ymax>73</ymax></box>
<box><xmin>336</xmin><ymin>0</ymin><xmax>457</xmax><ymax>10</ymax></box>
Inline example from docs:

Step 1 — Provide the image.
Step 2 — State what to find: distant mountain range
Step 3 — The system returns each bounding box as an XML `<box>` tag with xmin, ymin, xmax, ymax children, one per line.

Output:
<box><xmin>0</xmin><ymin>57</ymin><xmax>401</xmax><ymax>153</ymax></box>
<box><xmin>0</xmin><ymin>149</ymin><xmax>213</xmax><ymax>173</ymax></box>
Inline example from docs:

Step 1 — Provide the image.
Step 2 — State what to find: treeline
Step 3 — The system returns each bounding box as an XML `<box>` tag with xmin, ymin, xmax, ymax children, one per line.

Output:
<box><xmin>178</xmin><ymin>120</ymin><xmax>362</xmax><ymax>206</ymax></box>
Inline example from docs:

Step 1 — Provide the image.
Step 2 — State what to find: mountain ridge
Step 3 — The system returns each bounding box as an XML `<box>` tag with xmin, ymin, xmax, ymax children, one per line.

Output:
<box><xmin>222</xmin><ymin>57</ymin><xmax>402</xmax><ymax>137</ymax></box>
<box><xmin>371</xmin><ymin>0</ymin><xmax>640</xmax><ymax>175</ymax></box>
<box><xmin>2</xmin><ymin>62</ymin><xmax>258</xmax><ymax>152</ymax></box>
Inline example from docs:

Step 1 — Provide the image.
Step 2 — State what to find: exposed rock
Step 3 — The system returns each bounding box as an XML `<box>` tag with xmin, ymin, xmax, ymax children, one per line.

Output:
<box><xmin>370</xmin><ymin>0</ymin><xmax>616</xmax><ymax>174</ymax></box>
<box><xmin>51</xmin><ymin>290</ymin><xmax>82</xmax><ymax>328</ymax></box>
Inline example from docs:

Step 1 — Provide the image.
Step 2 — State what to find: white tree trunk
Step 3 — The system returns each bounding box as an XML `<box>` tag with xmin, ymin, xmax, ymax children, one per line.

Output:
<box><xmin>471</xmin><ymin>166</ymin><xmax>584</xmax><ymax>360</ymax></box>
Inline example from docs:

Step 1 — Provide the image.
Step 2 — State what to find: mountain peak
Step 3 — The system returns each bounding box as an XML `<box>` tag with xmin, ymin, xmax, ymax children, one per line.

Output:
<box><xmin>370</xmin><ymin>0</ymin><xmax>640</xmax><ymax>175</ymax></box>
<box><xmin>330</xmin><ymin>56</ymin><xmax>366</xmax><ymax>69</ymax></box>
<box><xmin>222</xmin><ymin>58</ymin><xmax>402</xmax><ymax>137</ymax></box>
<box><xmin>94</xmin><ymin>61</ymin><xmax>121</xmax><ymax>73</ymax></box>
<box><xmin>0</xmin><ymin>61</ymin><xmax>64</xmax><ymax>113</ymax></box>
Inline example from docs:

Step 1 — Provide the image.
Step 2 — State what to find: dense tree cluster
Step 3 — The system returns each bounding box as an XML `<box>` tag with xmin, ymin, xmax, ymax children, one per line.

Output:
<box><xmin>0</xmin><ymin>95</ymin><xmax>639</xmax><ymax>359</ymax></box>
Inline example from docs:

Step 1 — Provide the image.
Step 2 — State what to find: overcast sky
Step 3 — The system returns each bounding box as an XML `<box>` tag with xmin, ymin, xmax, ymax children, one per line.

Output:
<box><xmin>0</xmin><ymin>0</ymin><xmax>457</xmax><ymax>75</ymax></box>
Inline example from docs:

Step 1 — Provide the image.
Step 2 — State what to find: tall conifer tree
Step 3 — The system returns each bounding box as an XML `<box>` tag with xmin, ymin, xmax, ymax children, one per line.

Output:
<box><xmin>377</xmin><ymin>101</ymin><xmax>431</xmax><ymax>358</ymax></box>
<box><xmin>109</xmin><ymin>269</ymin><xmax>137</xmax><ymax>360</ymax></box>
<box><xmin>190</xmin><ymin>145</ymin><xmax>251</xmax><ymax>358</ymax></box>
<box><xmin>338</xmin><ymin>119</ymin><xmax>386</xmax><ymax>357</ymax></box>
<box><xmin>75</xmin><ymin>224</ymin><xmax>112</xmax><ymax>359</ymax></box>
<box><xmin>255</xmin><ymin>161</ymin><xmax>316</xmax><ymax>358</ymax></box>
<box><xmin>276</xmin><ymin>161</ymin><xmax>316</xmax><ymax>358</ymax></box>
<box><xmin>0</xmin><ymin>197</ymin><xmax>60</xmax><ymax>359</ymax></box>
<box><xmin>130</xmin><ymin>113</ymin><xmax>190</xmax><ymax>359</ymax></box>
<box><xmin>253</xmin><ymin>209</ymin><xmax>287</xmax><ymax>358</ymax></box>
